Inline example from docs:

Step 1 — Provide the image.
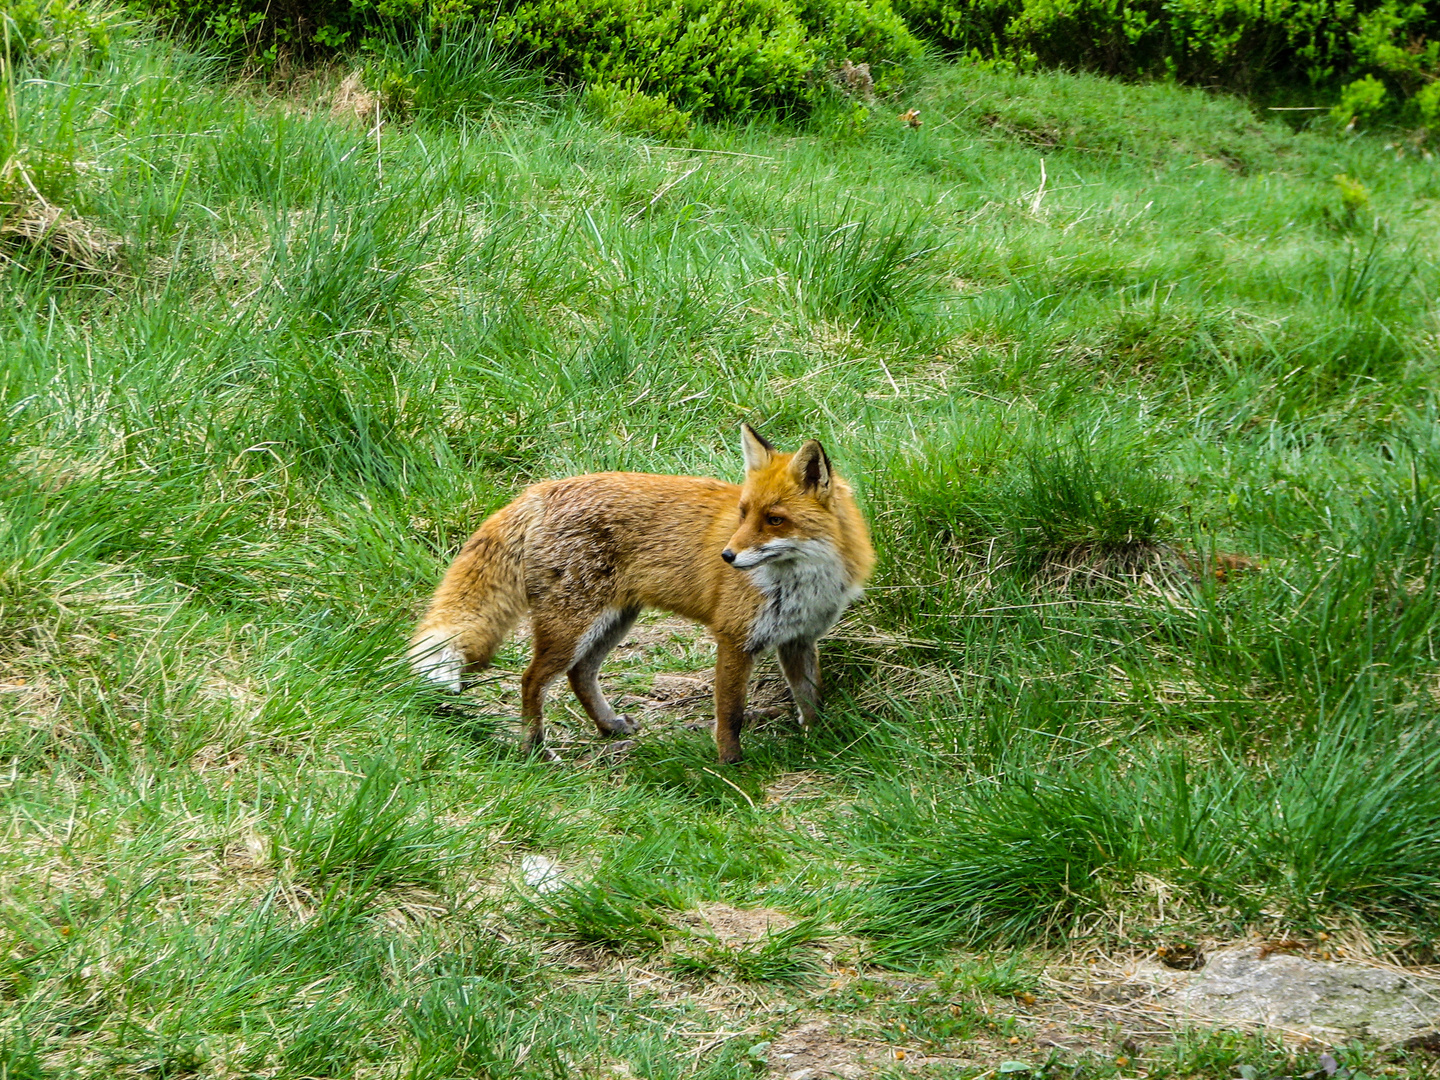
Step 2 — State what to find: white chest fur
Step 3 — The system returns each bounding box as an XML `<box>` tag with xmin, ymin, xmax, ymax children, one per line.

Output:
<box><xmin>745</xmin><ymin>539</ymin><xmax>862</xmax><ymax>653</ymax></box>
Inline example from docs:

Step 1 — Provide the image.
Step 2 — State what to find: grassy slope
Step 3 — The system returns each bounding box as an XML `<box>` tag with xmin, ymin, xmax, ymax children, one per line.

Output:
<box><xmin>3</xmin><ymin>21</ymin><xmax>1440</xmax><ymax>1080</ymax></box>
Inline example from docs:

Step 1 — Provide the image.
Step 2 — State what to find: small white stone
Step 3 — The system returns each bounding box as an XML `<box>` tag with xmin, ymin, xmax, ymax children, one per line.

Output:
<box><xmin>521</xmin><ymin>854</ymin><xmax>566</xmax><ymax>893</ymax></box>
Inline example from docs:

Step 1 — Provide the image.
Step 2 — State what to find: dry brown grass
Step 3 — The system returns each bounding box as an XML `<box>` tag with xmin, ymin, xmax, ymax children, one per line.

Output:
<box><xmin>329</xmin><ymin>70</ymin><xmax>379</xmax><ymax>128</ymax></box>
<box><xmin>0</xmin><ymin>179</ymin><xmax>122</xmax><ymax>276</ymax></box>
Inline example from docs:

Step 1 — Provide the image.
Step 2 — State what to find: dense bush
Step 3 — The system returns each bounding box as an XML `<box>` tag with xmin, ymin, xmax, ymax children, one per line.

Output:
<box><xmin>888</xmin><ymin>0</ymin><xmax>1440</xmax><ymax>126</ymax></box>
<box><xmin>138</xmin><ymin>0</ymin><xmax>457</xmax><ymax>61</ymax></box>
<box><xmin>585</xmin><ymin>80</ymin><xmax>693</xmax><ymax>141</ymax></box>
<box><xmin>134</xmin><ymin>0</ymin><xmax>1436</xmax><ymax>121</ymax></box>
<box><xmin>137</xmin><ymin>0</ymin><xmax>921</xmax><ymax>113</ymax></box>
<box><xmin>494</xmin><ymin>0</ymin><xmax>815</xmax><ymax>114</ymax></box>
<box><xmin>2</xmin><ymin>0</ymin><xmax>112</xmax><ymax>63</ymax></box>
<box><xmin>501</xmin><ymin>0</ymin><xmax>923</xmax><ymax>112</ymax></box>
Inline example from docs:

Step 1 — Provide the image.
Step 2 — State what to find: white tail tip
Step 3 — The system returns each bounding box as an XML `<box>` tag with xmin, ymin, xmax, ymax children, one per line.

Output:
<box><xmin>409</xmin><ymin>630</ymin><xmax>465</xmax><ymax>692</ymax></box>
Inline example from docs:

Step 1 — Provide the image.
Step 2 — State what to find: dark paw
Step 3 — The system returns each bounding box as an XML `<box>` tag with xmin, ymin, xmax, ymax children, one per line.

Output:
<box><xmin>598</xmin><ymin>713</ymin><xmax>638</xmax><ymax>737</ymax></box>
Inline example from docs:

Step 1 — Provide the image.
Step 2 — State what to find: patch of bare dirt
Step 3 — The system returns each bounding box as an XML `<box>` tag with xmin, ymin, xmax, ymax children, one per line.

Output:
<box><xmin>221</xmin><ymin>827</ymin><xmax>271</xmax><ymax>874</ymax></box>
<box><xmin>679</xmin><ymin>902</ymin><xmax>795</xmax><ymax>946</ymax></box>
<box><xmin>764</xmin><ymin>772</ymin><xmax>829</xmax><ymax>805</ymax></box>
<box><xmin>617</xmin><ymin>614</ymin><xmax>706</xmax><ymax>653</ymax></box>
<box><xmin>768</xmin><ymin>1020</ymin><xmax>968</xmax><ymax>1078</ymax></box>
<box><xmin>454</xmin><ymin>612</ymin><xmax>814</xmax><ymax>754</ymax></box>
<box><xmin>1030</xmin><ymin>1022</ymin><xmax>1102</xmax><ymax>1052</ymax></box>
<box><xmin>648</xmin><ymin>673</ymin><xmax>711</xmax><ymax>703</ymax></box>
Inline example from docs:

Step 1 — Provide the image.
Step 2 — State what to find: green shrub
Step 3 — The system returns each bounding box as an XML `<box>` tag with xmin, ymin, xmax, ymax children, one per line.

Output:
<box><xmin>496</xmin><ymin>0</ymin><xmax>921</xmax><ymax>113</ymax></box>
<box><xmin>139</xmin><ymin>0</ymin><xmax>478</xmax><ymax>63</ymax></box>
<box><xmin>881</xmin><ymin>0</ymin><xmax>989</xmax><ymax>61</ymax></box>
<box><xmin>585</xmin><ymin>79</ymin><xmax>692</xmax><ymax>141</ymax></box>
<box><xmin>1332</xmin><ymin>72</ymin><xmax>1388</xmax><ymax>129</ymax></box>
<box><xmin>796</xmin><ymin>0</ymin><xmax>923</xmax><ymax>84</ymax></box>
<box><xmin>1334</xmin><ymin>172</ymin><xmax>1372</xmax><ymax>219</ymax></box>
<box><xmin>138</xmin><ymin>0</ymin><xmax>920</xmax><ymax>114</ymax></box>
<box><xmin>890</xmin><ymin>0</ymin><xmax>1440</xmax><ymax>119</ymax></box>
<box><xmin>494</xmin><ymin>0</ymin><xmax>815</xmax><ymax>114</ymax></box>
<box><xmin>0</xmin><ymin>0</ymin><xmax>111</xmax><ymax>66</ymax></box>
<box><xmin>1417</xmin><ymin>79</ymin><xmax>1440</xmax><ymax>131</ymax></box>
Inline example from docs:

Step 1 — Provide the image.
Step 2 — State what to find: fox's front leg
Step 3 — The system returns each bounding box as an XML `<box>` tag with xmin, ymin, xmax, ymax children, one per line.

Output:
<box><xmin>713</xmin><ymin>637</ymin><xmax>755</xmax><ymax>764</ymax></box>
<box><xmin>777</xmin><ymin>639</ymin><xmax>821</xmax><ymax>730</ymax></box>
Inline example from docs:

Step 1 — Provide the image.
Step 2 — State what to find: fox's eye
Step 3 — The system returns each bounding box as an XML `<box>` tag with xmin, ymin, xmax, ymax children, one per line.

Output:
<box><xmin>766</xmin><ymin>515</ymin><xmax>785</xmax><ymax>527</ymax></box>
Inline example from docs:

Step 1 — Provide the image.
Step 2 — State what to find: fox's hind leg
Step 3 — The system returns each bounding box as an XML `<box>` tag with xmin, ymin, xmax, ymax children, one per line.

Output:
<box><xmin>520</xmin><ymin>622</ymin><xmax>577</xmax><ymax>760</ymax></box>
<box><xmin>567</xmin><ymin>606</ymin><xmax>641</xmax><ymax>738</ymax></box>
<box><xmin>778</xmin><ymin>639</ymin><xmax>821</xmax><ymax>731</ymax></box>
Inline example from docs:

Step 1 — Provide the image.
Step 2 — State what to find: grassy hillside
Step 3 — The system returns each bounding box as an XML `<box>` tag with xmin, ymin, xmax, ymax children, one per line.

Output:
<box><xmin>3</xmin><ymin>16</ymin><xmax>1439</xmax><ymax>1080</ymax></box>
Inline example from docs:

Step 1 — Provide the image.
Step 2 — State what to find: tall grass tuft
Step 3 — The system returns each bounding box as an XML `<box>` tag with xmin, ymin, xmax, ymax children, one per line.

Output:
<box><xmin>849</xmin><ymin>713</ymin><xmax>1440</xmax><ymax>964</ymax></box>
<box><xmin>406</xmin><ymin>978</ymin><xmax>574</xmax><ymax>1080</ymax></box>
<box><xmin>367</xmin><ymin>25</ymin><xmax>550</xmax><ymax>125</ymax></box>
<box><xmin>880</xmin><ymin>415</ymin><xmax>1173</xmax><ymax>580</ymax></box>
<box><xmin>767</xmin><ymin>204</ymin><xmax>943</xmax><ymax>329</ymax></box>
<box><xmin>851</xmin><ymin>775</ymin><xmax>1138</xmax><ymax>962</ymax></box>
<box><xmin>1194</xmin><ymin>459</ymin><xmax>1440</xmax><ymax>700</ymax></box>
<box><xmin>281</xmin><ymin>760</ymin><xmax>451</xmax><ymax>889</ymax></box>
<box><xmin>527</xmin><ymin>871</ymin><xmax>680</xmax><ymax>953</ymax></box>
<box><xmin>670</xmin><ymin>919</ymin><xmax>825</xmax><ymax>985</ymax></box>
<box><xmin>1009</xmin><ymin>432</ymin><xmax>1173</xmax><ymax>566</ymax></box>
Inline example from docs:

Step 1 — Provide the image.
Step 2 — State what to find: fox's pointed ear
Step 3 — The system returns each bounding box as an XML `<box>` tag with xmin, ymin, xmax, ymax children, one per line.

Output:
<box><xmin>790</xmin><ymin>440</ymin><xmax>832</xmax><ymax>499</ymax></box>
<box><xmin>740</xmin><ymin>423</ymin><xmax>775</xmax><ymax>473</ymax></box>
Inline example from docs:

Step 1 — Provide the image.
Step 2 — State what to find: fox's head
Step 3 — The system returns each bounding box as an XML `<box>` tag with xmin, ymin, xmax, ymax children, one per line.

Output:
<box><xmin>722</xmin><ymin>424</ymin><xmax>842</xmax><ymax>570</ymax></box>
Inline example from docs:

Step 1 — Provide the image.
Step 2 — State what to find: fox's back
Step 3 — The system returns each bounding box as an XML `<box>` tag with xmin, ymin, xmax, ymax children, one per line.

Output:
<box><xmin>519</xmin><ymin>472</ymin><xmax>746</xmax><ymax>621</ymax></box>
<box><xmin>526</xmin><ymin>472</ymin><xmax>740</xmax><ymax>548</ymax></box>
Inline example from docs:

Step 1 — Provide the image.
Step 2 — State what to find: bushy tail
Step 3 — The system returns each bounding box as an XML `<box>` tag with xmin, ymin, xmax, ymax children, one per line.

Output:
<box><xmin>409</xmin><ymin>497</ymin><xmax>533</xmax><ymax>691</ymax></box>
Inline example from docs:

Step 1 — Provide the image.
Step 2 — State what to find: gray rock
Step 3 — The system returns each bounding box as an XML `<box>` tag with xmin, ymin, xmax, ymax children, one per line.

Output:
<box><xmin>1160</xmin><ymin>947</ymin><xmax>1440</xmax><ymax>1041</ymax></box>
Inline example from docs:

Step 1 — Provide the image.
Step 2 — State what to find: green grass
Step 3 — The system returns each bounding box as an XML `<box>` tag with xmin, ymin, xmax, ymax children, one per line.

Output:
<box><xmin>3</xmin><ymin>14</ymin><xmax>1440</xmax><ymax>1080</ymax></box>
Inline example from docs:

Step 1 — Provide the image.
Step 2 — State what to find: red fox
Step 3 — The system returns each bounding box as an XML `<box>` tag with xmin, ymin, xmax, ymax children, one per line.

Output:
<box><xmin>409</xmin><ymin>424</ymin><xmax>875</xmax><ymax>763</ymax></box>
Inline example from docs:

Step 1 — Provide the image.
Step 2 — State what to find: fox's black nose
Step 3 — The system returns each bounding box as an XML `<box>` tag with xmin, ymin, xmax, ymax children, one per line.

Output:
<box><xmin>721</xmin><ymin>549</ymin><xmax>736</xmax><ymax>564</ymax></box>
